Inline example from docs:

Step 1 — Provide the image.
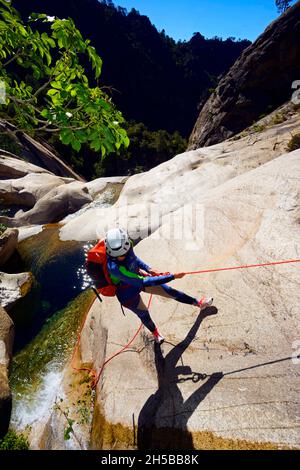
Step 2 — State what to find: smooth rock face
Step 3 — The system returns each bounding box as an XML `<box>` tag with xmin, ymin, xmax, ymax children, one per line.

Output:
<box><xmin>2</xmin><ymin>181</ymin><xmax>93</xmax><ymax>226</ymax></box>
<box><xmin>4</xmin><ymin>104</ymin><xmax>300</xmax><ymax>448</ymax></box>
<box><xmin>0</xmin><ymin>173</ymin><xmax>66</xmax><ymax>207</ymax></box>
<box><xmin>0</xmin><ymin>271</ymin><xmax>33</xmax><ymax>309</ymax></box>
<box><xmin>0</xmin><ymin>154</ymin><xmax>53</xmax><ymax>180</ymax></box>
<box><xmin>188</xmin><ymin>3</ymin><xmax>300</xmax><ymax>148</ymax></box>
<box><xmin>0</xmin><ymin>228</ymin><xmax>18</xmax><ymax>267</ymax></box>
<box><xmin>60</xmin><ymin>108</ymin><xmax>300</xmax><ymax>242</ymax></box>
<box><xmin>0</xmin><ymin>155</ymin><xmax>127</xmax><ymax>229</ymax></box>
<box><xmin>0</xmin><ymin>306</ymin><xmax>14</xmax><ymax>438</ymax></box>
<box><xmin>88</xmin><ymin>149</ymin><xmax>300</xmax><ymax>449</ymax></box>
<box><xmin>86</xmin><ymin>176</ymin><xmax>128</xmax><ymax>199</ymax></box>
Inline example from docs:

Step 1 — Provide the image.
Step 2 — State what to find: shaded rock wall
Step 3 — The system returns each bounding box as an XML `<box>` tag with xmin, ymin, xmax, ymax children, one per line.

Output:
<box><xmin>188</xmin><ymin>2</ymin><xmax>300</xmax><ymax>148</ymax></box>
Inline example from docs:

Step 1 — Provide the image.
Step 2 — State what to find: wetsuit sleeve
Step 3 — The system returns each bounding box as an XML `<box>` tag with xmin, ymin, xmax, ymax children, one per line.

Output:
<box><xmin>133</xmin><ymin>252</ymin><xmax>151</xmax><ymax>272</ymax></box>
<box><xmin>142</xmin><ymin>273</ymin><xmax>174</xmax><ymax>287</ymax></box>
<box><xmin>108</xmin><ymin>263</ymin><xmax>174</xmax><ymax>288</ymax></box>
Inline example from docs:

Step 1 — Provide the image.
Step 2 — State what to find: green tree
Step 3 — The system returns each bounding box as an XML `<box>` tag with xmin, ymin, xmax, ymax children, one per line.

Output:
<box><xmin>275</xmin><ymin>0</ymin><xmax>291</xmax><ymax>13</ymax></box>
<box><xmin>0</xmin><ymin>0</ymin><xmax>129</xmax><ymax>155</ymax></box>
<box><xmin>93</xmin><ymin>121</ymin><xmax>187</xmax><ymax>177</ymax></box>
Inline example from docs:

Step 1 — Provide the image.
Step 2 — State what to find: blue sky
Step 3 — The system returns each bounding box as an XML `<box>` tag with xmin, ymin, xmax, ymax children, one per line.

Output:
<box><xmin>116</xmin><ymin>0</ymin><xmax>297</xmax><ymax>42</ymax></box>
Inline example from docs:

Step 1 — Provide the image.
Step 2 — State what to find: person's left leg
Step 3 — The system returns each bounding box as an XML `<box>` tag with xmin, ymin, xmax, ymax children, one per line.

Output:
<box><xmin>144</xmin><ymin>285</ymin><xmax>214</xmax><ymax>309</ymax></box>
<box><xmin>144</xmin><ymin>284</ymin><xmax>198</xmax><ymax>305</ymax></box>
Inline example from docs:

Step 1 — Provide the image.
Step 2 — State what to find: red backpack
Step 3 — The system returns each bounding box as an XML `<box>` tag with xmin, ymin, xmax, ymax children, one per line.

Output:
<box><xmin>86</xmin><ymin>239</ymin><xmax>117</xmax><ymax>297</ymax></box>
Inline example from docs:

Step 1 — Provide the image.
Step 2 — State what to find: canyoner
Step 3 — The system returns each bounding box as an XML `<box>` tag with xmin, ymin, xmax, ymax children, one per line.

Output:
<box><xmin>86</xmin><ymin>227</ymin><xmax>214</xmax><ymax>345</ymax></box>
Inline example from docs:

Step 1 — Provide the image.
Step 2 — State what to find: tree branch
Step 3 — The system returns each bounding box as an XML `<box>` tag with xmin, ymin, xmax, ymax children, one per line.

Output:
<box><xmin>3</xmin><ymin>49</ymin><xmax>22</xmax><ymax>67</ymax></box>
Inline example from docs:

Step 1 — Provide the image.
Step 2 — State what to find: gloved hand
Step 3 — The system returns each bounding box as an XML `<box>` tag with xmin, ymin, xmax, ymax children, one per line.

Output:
<box><xmin>173</xmin><ymin>272</ymin><xmax>186</xmax><ymax>279</ymax></box>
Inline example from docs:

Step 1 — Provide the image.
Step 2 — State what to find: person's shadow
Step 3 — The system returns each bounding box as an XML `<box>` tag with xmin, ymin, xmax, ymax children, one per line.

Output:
<box><xmin>137</xmin><ymin>307</ymin><xmax>223</xmax><ymax>450</ymax></box>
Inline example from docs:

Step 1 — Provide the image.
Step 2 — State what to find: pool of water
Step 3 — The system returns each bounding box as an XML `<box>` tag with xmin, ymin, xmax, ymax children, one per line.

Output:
<box><xmin>8</xmin><ymin>225</ymin><xmax>97</xmax><ymax>423</ymax></box>
<box><xmin>6</xmin><ymin>224</ymin><xmax>95</xmax><ymax>352</ymax></box>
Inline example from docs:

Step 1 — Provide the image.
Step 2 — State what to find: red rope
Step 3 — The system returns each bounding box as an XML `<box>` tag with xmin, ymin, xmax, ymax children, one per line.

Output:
<box><xmin>71</xmin><ymin>294</ymin><xmax>153</xmax><ymax>389</ymax></box>
<box><xmin>184</xmin><ymin>259</ymin><xmax>300</xmax><ymax>275</ymax></box>
<box><xmin>70</xmin><ymin>295</ymin><xmax>99</xmax><ymax>381</ymax></box>
<box><xmin>71</xmin><ymin>257</ymin><xmax>300</xmax><ymax>388</ymax></box>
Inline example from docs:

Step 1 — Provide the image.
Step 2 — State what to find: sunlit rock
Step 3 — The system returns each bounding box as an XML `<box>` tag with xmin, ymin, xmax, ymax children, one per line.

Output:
<box><xmin>0</xmin><ymin>272</ymin><xmax>33</xmax><ymax>309</ymax></box>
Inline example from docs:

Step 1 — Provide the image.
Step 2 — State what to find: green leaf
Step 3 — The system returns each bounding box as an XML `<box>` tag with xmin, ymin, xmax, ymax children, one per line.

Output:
<box><xmin>91</xmin><ymin>139</ymin><xmax>102</xmax><ymax>152</ymax></box>
<box><xmin>47</xmin><ymin>37</ymin><xmax>56</xmax><ymax>48</ymax></box>
<box><xmin>124</xmin><ymin>136</ymin><xmax>130</xmax><ymax>147</ymax></box>
<box><xmin>60</xmin><ymin>129</ymin><xmax>73</xmax><ymax>145</ymax></box>
<box><xmin>40</xmin><ymin>108</ymin><xmax>50</xmax><ymax>119</ymax></box>
<box><xmin>51</xmin><ymin>81</ymin><xmax>62</xmax><ymax>90</ymax></box>
<box><xmin>31</xmin><ymin>65</ymin><xmax>41</xmax><ymax>80</ymax></box>
<box><xmin>71</xmin><ymin>139</ymin><xmax>81</xmax><ymax>152</ymax></box>
<box><xmin>29</xmin><ymin>13</ymin><xmax>47</xmax><ymax>22</ymax></box>
<box><xmin>47</xmin><ymin>88</ymin><xmax>60</xmax><ymax>96</ymax></box>
<box><xmin>45</xmin><ymin>51</ymin><xmax>52</xmax><ymax>66</ymax></box>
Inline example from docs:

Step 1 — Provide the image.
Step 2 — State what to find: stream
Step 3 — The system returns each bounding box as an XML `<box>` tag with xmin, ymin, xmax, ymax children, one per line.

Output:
<box><xmin>7</xmin><ymin>225</ymin><xmax>95</xmax><ymax>436</ymax></box>
<box><xmin>5</xmin><ymin>185</ymin><xmax>123</xmax><ymax>443</ymax></box>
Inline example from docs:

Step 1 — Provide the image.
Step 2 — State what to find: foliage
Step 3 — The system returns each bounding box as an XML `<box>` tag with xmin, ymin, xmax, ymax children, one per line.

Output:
<box><xmin>275</xmin><ymin>1</ymin><xmax>291</xmax><ymax>13</ymax></box>
<box><xmin>54</xmin><ymin>399</ymin><xmax>75</xmax><ymax>441</ymax></box>
<box><xmin>13</xmin><ymin>0</ymin><xmax>250</xmax><ymax>137</ymax></box>
<box><xmin>54</xmin><ymin>383</ymin><xmax>92</xmax><ymax>442</ymax></box>
<box><xmin>0</xmin><ymin>222</ymin><xmax>7</xmax><ymax>234</ymax></box>
<box><xmin>0</xmin><ymin>430</ymin><xmax>29</xmax><ymax>450</ymax></box>
<box><xmin>287</xmin><ymin>133</ymin><xmax>300</xmax><ymax>152</ymax></box>
<box><xmin>270</xmin><ymin>113</ymin><xmax>286</xmax><ymax>125</ymax></box>
<box><xmin>252</xmin><ymin>123</ymin><xmax>266</xmax><ymax>133</ymax></box>
<box><xmin>48</xmin><ymin>120</ymin><xmax>187</xmax><ymax>179</ymax></box>
<box><xmin>93</xmin><ymin>121</ymin><xmax>188</xmax><ymax>177</ymax></box>
<box><xmin>0</xmin><ymin>0</ymin><xmax>129</xmax><ymax>156</ymax></box>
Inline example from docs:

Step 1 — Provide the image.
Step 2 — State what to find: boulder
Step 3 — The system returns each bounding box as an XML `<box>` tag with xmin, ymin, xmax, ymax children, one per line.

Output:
<box><xmin>86</xmin><ymin>176</ymin><xmax>128</xmax><ymax>199</ymax></box>
<box><xmin>0</xmin><ymin>154</ymin><xmax>52</xmax><ymax>180</ymax></box>
<box><xmin>0</xmin><ymin>172</ymin><xmax>67</xmax><ymax>207</ymax></box>
<box><xmin>0</xmin><ymin>272</ymin><xmax>33</xmax><ymax>310</ymax></box>
<box><xmin>0</xmin><ymin>306</ymin><xmax>14</xmax><ymax>438</ymax></box>
<box><xmin>0</xmin><ymin>155</ymin><xmax>127</xmax><ymax>229</ymax></box>
<box><xmin>0</xmin><ymin>181</ymin><xmax>93</xmax><ymax>227</ymax></box>
<box><xmin>188</xmin><ymin>3</ymin><xmax>300</xmax><ymax>148</ymax></box>
<box><xmin>0</xmin><ymin>228</ymin><xmax>18</xmax><ymax>267</ymax></box>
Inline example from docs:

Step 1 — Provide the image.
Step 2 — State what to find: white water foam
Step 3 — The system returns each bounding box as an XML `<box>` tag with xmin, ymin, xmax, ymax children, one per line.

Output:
<box><xmin>63</xmin><ymin>189</ymin><xmax>113</xmax><ymax>222</ymax></box>
<box><xmin>11</xmin><ymin>364</ymin><xmax>63</xmax><ymax>430</ymax></box>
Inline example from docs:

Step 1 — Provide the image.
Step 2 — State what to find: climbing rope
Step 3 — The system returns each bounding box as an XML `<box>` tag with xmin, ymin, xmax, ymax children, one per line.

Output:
<box><xmin>71</xmin><ymin>294</ymin><xmax>153</xmax><ymax>389</ymax></box>
<box><xmin>71</xmin><ymin>257</ymin><xmax>300</xmax><ymax>389</ymax></box>
<box><xmin>184</xmin><ymin>258</ymin><xmax>300</xmax><ymax>275</ymax></box>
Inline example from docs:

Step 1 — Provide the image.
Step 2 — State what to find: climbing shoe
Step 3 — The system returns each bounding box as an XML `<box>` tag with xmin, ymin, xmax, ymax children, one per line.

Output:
<box><xmin>153</xmin><ymin>328</ymin><xmax>165</xmax><ymax>345</ymax></box>
<box><xmin>197</xmin><ymin>296</ymin><xmax>213</xmax><ymax>310</ymax></box>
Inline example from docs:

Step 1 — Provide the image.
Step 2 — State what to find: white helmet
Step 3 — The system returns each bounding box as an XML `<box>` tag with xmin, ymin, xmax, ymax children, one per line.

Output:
<box><xmin>105</xmin><ymin>227</ymin><xmax>131</xmax><ymax>257</ymax></box>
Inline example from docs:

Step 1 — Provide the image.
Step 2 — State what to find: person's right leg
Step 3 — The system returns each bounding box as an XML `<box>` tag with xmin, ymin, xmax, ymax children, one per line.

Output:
<box><xmin>124</xmin><ymin>295</ymin><xmax>164</xmax><ymax>343</ymax></box>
